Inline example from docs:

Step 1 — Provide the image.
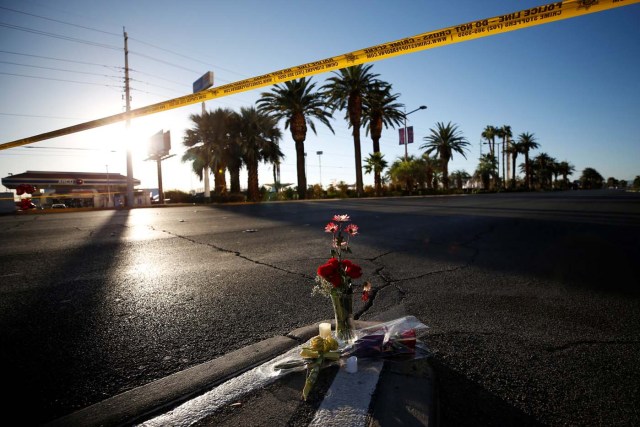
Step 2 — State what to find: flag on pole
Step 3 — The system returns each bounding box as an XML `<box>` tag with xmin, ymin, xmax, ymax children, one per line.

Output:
<box><xmin>408</xmin><ymin>126</ymin><xmax>414</xmax><ymax>144</ymax></box>
<box><xmin>399</xmin><ymin>128</ymin><xmax>405</xmax><ymax>145</ymax></box>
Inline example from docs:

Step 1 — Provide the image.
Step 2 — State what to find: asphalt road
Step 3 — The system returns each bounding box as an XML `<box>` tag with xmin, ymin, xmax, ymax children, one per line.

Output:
<box><xmin>1</xmin><ymin>190</ymin><xmax>639</xmax><ymax>426</ymax></box>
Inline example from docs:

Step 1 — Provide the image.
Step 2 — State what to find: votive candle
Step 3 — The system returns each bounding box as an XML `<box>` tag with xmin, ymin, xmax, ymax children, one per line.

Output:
<box><xmin>319</xmin><ymin>322</ymin><xmax>331</xmax><ymax>338</ymax></box>
<box><xmin>346</xmin><ymin>356</ymin><xmax>358</xmax><ymax>373</ymax></box>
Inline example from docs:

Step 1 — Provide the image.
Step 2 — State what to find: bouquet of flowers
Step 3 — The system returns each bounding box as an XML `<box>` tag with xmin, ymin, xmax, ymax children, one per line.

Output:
<box><xmin>313</xmin><ymin>214</ymin><xmax>371</xmax><ymax>303</ymax></box>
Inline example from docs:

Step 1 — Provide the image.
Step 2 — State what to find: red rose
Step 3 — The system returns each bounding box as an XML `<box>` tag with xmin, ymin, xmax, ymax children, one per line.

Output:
<box><xmin>342</xmin><ymin>259</ymin><xmax>362</xmax><ymax>279</ymax></box>
<box><xmin>317</xmin><ymin>258</ymin><xmax>342</xmax><ymax>287</ymax></box>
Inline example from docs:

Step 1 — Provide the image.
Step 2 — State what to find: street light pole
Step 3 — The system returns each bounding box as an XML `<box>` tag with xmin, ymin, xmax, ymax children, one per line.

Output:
<box><xmin>403</xmin><ymin>105</ymin><xmax>427</xmax><ymax>161</ymax></box>
<box><xmin>316</xmin><ymin>151</ymin><xmax>323</xmax><ymax>188</ymax></box>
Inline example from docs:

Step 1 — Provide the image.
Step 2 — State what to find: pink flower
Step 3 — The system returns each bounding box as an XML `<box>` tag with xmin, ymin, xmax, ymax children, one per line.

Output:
<box><xmin>324</xmin><ymin>222</ymin><xmax>338</xmax><ymax>233</ymax></box>
<box><xmin>332</xmin><ymin>214</ymin><xmax>350</xmax><ymax>222</ymax></box>
<box><xmin>345</xmin><ymin>224</ymin><xmax>358</xmax><ymax>236</ymax></box>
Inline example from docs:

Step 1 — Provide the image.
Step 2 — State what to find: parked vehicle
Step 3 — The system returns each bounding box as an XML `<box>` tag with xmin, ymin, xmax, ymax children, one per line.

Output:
<box><xmin>51</xmin><ymin>203</ymin><xmax>67</xmax><ymax>209</ymax></box>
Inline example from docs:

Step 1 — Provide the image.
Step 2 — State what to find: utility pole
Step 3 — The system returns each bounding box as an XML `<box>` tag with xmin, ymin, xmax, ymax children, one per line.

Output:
<box><xmin>124</xmin><ymin>27</ymin><xmax>134</xmax><ymax>208</ymax></box>
<box><xmin>193</xmin><ymin>72</ymin><xmax>214</xmax><ymax>203</ymax></box>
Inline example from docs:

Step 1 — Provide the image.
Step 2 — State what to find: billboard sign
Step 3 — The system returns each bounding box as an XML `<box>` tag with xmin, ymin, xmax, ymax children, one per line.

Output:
<box><xmin>193</xmin><ymin>71</ymin><xmax>214</xmax><ymax>93</ymax></box>
<box><xmin>148</xmin><ymin>130</ymin><xmax>171</xmax><ymax>158</ymax></box>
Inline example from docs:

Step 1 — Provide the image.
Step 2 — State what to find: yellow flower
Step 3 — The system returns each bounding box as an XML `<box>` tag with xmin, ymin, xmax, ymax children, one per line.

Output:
<box><xmin>324</xmin><ymin>336</ymin><xmax>339</xmax><ymax>352</ymax></box>
<box><xmin>309</xmin><ymin>336</ymin><xmax>325</xmax><ymax>352</ymax></box>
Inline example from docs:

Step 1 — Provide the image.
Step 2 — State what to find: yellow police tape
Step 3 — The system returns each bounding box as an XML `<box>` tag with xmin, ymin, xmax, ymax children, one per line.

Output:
<box><xmin>0</xmin><ymin>0</ymin><xmax>637</xmax><ymax>151</ymax></box>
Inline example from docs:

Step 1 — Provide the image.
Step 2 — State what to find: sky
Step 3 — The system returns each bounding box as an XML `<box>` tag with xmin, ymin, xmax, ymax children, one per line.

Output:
<box><xmin>1</xmin><ymin>0</ymin><xmax>639</xmax><ymax>193</ymax></box>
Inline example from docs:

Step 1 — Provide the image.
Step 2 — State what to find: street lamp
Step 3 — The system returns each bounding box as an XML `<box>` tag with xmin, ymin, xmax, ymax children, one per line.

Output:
<box><xmin>316</xmin><ymin>151</ymin><xmax>323</xmax><ymax>188</ymax></box>
<box><xmin>403</xmin><ymin>105</ymin><xmax>427</xmax><ymax>161</ymax></box>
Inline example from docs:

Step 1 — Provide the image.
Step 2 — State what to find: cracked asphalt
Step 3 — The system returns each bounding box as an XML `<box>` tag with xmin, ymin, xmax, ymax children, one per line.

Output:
<box><xmin>1</xmin><ymin>190</ymin><xmax>639</xmax><ymax>425</ymax></box>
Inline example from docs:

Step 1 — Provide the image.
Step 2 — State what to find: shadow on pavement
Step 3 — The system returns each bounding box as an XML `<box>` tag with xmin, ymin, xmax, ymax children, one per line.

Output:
<box><xmin>1</xmin><ymin>210</ymin><xmax>131</xmax><ymax>424</ymax></box>
<box><xmin>429</xmin><ymin>357</ymin><xmax>544</xmax><ymax>427</ymax></box>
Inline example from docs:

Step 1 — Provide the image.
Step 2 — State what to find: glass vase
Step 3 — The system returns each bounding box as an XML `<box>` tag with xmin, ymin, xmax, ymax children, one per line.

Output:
<box><xmin>331</xmin><ymin>292</ymin><xmax>356</xmax><ymax>346</ymax></box>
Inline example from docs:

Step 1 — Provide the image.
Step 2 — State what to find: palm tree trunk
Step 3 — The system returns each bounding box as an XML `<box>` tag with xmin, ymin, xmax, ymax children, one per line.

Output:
<box><xmin>353</xmin><ymin>126</ymin><xmax>363</xmax><ymax>197</ymax></box>
<box><xmin>214</xmin><ymin>167</ymin><xmax>226</xmax><ymax>195</ymax></box>
<box><xmin>295</xmin><ymin>139</ymin><xmax>306</xmax><ymax>199</ymax></box>
<box><xmin>374</xmin><ymin>168</ymin><xmax>381</xmax><ymax>196</ymax></box>
<box><xmin>229</xmin><ymin>166</ymin><xmax>241</xmax><ymax>193</ymax></box>
<box><xmin>372</xmin><ymin>136</ymin><xmax>382</xmax><ymax>196</ymax></box>
<box><xmin>525</xmin><ymin>152</ymin><xmax>531</xmax><ymax>190</ymax></box>
<box><xmin>441</xmin><ymin>153</ymin><xmax>449</xmax><ymax>190</ymax></box>
<box><xmin>247</xmin><ymin>160</ymin><xmax>259</xmax><ymax>202</ymax></box>
<box><xmin>502</xmin><ymin>139</ymin><xmax>506</xmax><ymax>189</ymax></box>
<box><xmin>203</xmin><ymin>165</ymin><xmax>211</xmax><ymax>202</ymax></box>
<box><xmin>511</xmin><ymin>154</ymin><xmax>517</xmax><ymax>189</ymax></box>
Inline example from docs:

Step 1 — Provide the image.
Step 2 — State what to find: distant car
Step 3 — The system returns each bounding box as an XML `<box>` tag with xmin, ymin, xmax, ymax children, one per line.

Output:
<box><xmin>51</xmin><ymin>203</ymin><xmax>67</xmax><ymax>209</ymax></box>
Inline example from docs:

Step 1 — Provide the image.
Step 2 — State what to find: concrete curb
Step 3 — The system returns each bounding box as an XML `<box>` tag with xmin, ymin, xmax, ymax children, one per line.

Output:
<box><xmin>45</xmin><ymin>320</ymin><xmax>380</xmax><ymax>427</ymax></box>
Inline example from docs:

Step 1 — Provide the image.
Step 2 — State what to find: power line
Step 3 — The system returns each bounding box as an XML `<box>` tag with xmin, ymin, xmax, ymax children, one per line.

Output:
<box><xmin>0</xmin><ymin>5</ymin><xmax>121</xmax><ymax>37</ymax></box>
<box><xmin>129</xmin><ymin>86</ymin><xmax>175</xmax><ymax>99</ymax></box>
<box><xmin>0</xmin><ymin>112</ymin><xmax>84</xmax><ymax>120</ymax></box>
<box><xmin>0</xmin><ymin>4</ymin><xmax>252</xmax><ymax>89</ymax></box>
<box><xmin>0</xmin><ymin>60</ymin><xmax>121</xmax><ymax>80</ymax></box>
<box><xmin>0</xmin><ymin>71</ymin><xmax>122</xmax><ymax>88</ymax></box>
<box><xmin>22</xmin><ymin>145</ymin><xmax>119</xmax><ymax>151</ymax></box>
<box><xmin>0</xmin><ymin>21</ymin><xmax>121</xmax><ymax>50</ymax></box>
<box><xmin>129</xmin><ymin>37</ymin><xmax>214</xmax><ymax>69</ymax></box>
<box><xmin>128</xmin><ymin>36</ymin><xmax>245</xmax><ymax>78</ymax></box>
<box><xmin>129</xmin><ymin>68</ymin><xmax>190</xmax><ymax>89</ymax></box>
<box><xmin>129</xmin><ymin>78</ymin><xmax>185</xmax><ymax>95</ymax></box>
<box><xmin>129</xmin><ymin>50</ymin><xmax>201</xmax><ymax>74</ymax></box>
<box><xmin>0</xmin><ymin>50</ymin><xmax>120</xmax><ymax>69</ymax></box>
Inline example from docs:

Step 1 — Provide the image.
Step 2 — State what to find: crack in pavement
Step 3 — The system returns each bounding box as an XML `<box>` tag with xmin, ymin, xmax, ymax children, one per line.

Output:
<box><xmin>356</xmin><ymin>255</ymin><xmax>470</xmax><ymax>319</ymax></box>
<box><xmin>152</xmin><ymin>224</ymin><xmax>492</xmax><ymax>322</ymax></box>
<box><xmin>155</xmin><ymin>227</ymin><xmax>314</xmax><ymax>281</ymax></box>
<box><xmin>357</xmin><ymin>223</ymin><xmax>496</xmax><ymax>319</ymax></box>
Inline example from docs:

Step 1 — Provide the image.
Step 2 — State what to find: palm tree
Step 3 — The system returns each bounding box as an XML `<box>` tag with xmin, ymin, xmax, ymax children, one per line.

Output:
<box><xmin>361</xmin><ymin>82</ymin><xmax>404</xmax><ymax>191</ymax></box>
<box><xmin>481</xmin><ymin>125</ymin><xmax>497</xmax><ymax>157</ymax></box>
<box><xmin>450</xmin><ymin>170</ymin><xmax>471</xmax><ymax>190</ymax></box>
<box><xmin>532</xmin><ymin>152</ymin><xmax>555</xmax><ymax>190</ymax></box>
<box><xmin>225</xmin><ymin>113</ymin><xmax>244</xmax><ymax>193</ymax></box>
<box><xmin>481</xmin><ymin>125</ymin><xmax>499</xmax><ymax>185</ymax></box>
<box><xmin>504</xmin><ymin>140</ymin><xmax>525</xmax><ymax>189</ymax></box>
<box><xmin>257</xmin><ymin>77</ymin><xmax>333</xmax><ymax>199</ymax></box>
<box><xmin>322</xmin><ymin>64</ymin><xmax>381</xmax><ymax>197</ymax></box>
<box><xmin>497</xmin><ymin>125</ymin><xmax>512</xmax><ymax>185</ymax></box>
<box><xmin>580</xmin><ymin>167</ymin><xmax>604</xmax><ymax>189</ymax></box>
<box><xmin>475</xmin><ymin>154</ymin><xmax>497</xmax><ymax>190</ymax></box>
<box><xmin>363</xmin><ymin>152</ymin><xmax>388</xmax><ymax>196</ymax></box>
<box><xmin>517</xmin><ymin>132</ymin><xmax>540</xmax><ymax>190</ymax></box>
<box><xmin>556</xmin><ymin>161</ymin><xmax>575</xmax><ymax>189</ymax></box>
<box><xmin>362</xmin><ymin>82</ymin><xmax>404</xmax><ymax>154</ymax></box>
<box><xmin>389</xmin><ymin>155</ymin><xmax>425</xmax><ymax>194</ymax></box>
<box><xmin>420</xmin><ymin>122</ymin><xmax>470</xmax><ymax>190</ymax></box>
<box><xmin>182</xmin><ymin>108</ymin><xmax>234</xmax><ymax>199</ymax></box>
<box><xmin>234</xmin><ymin>106</ymin><xmax>283</xmax><ymax>202</ymax></box>
<box><xmin>421</xmin><ymin>153</ymin><xmax>440</xmax><ymax>189</ymax></box>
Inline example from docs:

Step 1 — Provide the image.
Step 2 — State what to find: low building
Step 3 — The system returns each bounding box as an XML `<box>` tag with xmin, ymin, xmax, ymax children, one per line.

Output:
<box><xmin>0</xmin><ymin>192</ymin><xmax>16</xmax><ymax>214</ymax></box>
<box><xmin>1</xmin><ymin>171</ymin><xmax>149</xmax><ymax>208</ymax></box>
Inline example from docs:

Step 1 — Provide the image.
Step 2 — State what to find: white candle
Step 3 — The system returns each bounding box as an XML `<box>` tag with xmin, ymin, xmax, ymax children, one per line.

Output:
<box><xmin>346</xmin><ymin>356</ymin><xmax>358</xmax><ymax>373</ymax></box>
<box><xmin>319</xmin><ymin>322</ymin><xmax>331</xmax><ymax>338</ymax></box>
